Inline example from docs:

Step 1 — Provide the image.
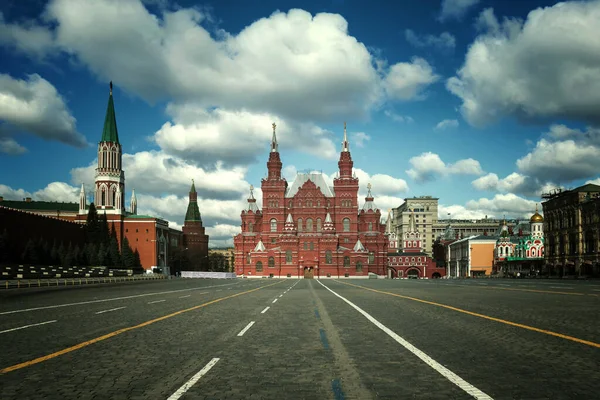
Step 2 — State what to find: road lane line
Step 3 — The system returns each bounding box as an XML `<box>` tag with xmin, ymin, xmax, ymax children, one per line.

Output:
<box><xmin>261</xmin><ymin>307</ymin><xmax>270</xmax><ymax>314</ymax></box>
<box><xmin>337</xmin><ymin>281</ymin><xmax>600</xmax><ymax>349</ymax></box>
<box><xmin>441</xmin><ymin>283</ymin><xmax>593</xmax><ymax>297</ymax></box>
<box><xmin>279</xmin><ymin>294</ymin><xmax>283</xmax><ymax>297</ymax></box>
<box><xmin>95</xmin><ymin>307</ymin><xmax>126</xmax><ymax>315</ymax></box>
<box><xmin>167</xmin><ymin>358</ymin><xmax>220</xmax><ymax>400</ymax></box>
<box><xmin>0</xmin><ymin>281</ymin><xmax>283</xmax><ymax>374</ymax></box>
<box><xmin>0</xmin><ymin>320</ymin><xmax>57</xmax><ymax>335</ymax></box>
<box><xmin>179</xmin><ymin>295</ymin><xmax>191</xmax><ymax>298</ymax></box>
<box><xmin>317</xmin><ymin>280</ymin><xmax>493</xmax><ymax>400</ymax></box>
<box><xmin>0</xmin><ymin>282</ymin><xmax>243</xmax><ymax>315</ymax></box>
<box><xmin>272</xmin><ymin>298</ymin><xmax>278</xmax><ymax>303</ymax></box>
<box><xmin>237</xmin><ymin>321</ymin><xmax>255</xmax><ymax>337</ymax></box>
<box><xmin>148</xmin><ymin>300</ymin><xmax>166</xmax><ymax>304</ymax></box>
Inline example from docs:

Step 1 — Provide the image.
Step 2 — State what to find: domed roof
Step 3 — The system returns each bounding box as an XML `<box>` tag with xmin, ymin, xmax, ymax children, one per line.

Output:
<box><xmin>530</xmin><ymin>204</ymin><xmax>544</xmax><ymax>223</ymax></box>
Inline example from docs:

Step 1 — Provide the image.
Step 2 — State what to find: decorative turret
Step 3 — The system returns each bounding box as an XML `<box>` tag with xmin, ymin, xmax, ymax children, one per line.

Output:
<box><xmin>246</xmin><ymin>185</ymin><xmax>260</xmax><ymax>213</ymax></box>
<box><xmin>79</xmin><ymin>183</ymin><xmax>86</xmax><ymax>214</ymax></box>
<box><xmin>337</xmin><ymin>122</ymin><xmax>353</xmax><ymax>178</ymax></box>
<box><xmin>361</xmin><ymin>183</ymin><xmax>378</xmax><ymax>212</ymax></box>
<box><xmin>94</xmin><ymin>81</ymin><xmax>125</xmax><ymax>214</ymax></box>
<box><xmin>323</xmin><ymin>212</ymin><xmax>335</xmax><ymax>232</ymax></box>
<box><xmin>266</xmin><ymin>122</ymin><xmax>282</xmax><ymax>180</ymax></box>
<box><xmin>185</xmin><ymin>179</ymin><xmax>202</xmax><ymax>222</ymax></box>
<box><xmin>353</xmin><ymin>239</ymin><xmax>367</xmax><ymax>252</ymax></box>
<box><xmin>530</xmin><ymin>204</ymin><xmax>544</xmax><ymax>238</ymax></box>
<box><xmin>130</xmin><ymin>189</ymin><xmax>137</xmax><ymax>215</ymax></box>
<box><xmin>283</xmin><ymin>213</ymin><xmax>296</xmax><ymax>233</ymax></box>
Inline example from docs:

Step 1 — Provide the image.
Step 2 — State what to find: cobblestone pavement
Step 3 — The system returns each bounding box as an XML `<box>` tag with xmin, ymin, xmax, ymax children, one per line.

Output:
<box><xmin>1</xmin><ymin>278</ymin><xmax>598</xmax><ymax>399</ymax></box>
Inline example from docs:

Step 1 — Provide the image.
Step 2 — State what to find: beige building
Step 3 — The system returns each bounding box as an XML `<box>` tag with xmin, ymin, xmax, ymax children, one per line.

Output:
<box><xmin>392</xmin><ymin>196</ymin><xmax>515</xmax><ymax>256</ymax></box>
<box><xmin>447</xmin><ymin>236</ymin><xmax>497</xmax><ymax>277</ymax></box>
<box><xmin>542</xmin><ymin>183</ymin><xmax>600</xmax><ymax>277</ymax></box>
<box><xmin>208</xmin><ymin>248</ymin><xmax>235</xmax><ymax>272</ymax></box>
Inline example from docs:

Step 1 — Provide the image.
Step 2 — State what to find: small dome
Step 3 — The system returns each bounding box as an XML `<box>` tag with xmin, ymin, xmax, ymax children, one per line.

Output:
<box><xmin>530</xmin><ymin>212</ymin><xmax>544</xmax><ymax>223</ymax></box>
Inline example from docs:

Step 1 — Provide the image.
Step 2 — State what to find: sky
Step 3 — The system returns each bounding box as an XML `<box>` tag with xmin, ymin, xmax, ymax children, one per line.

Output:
<box><xmin>1</xmin><ymin>0</ymin><xmax>600</xmax><ymax>247</ymax></box>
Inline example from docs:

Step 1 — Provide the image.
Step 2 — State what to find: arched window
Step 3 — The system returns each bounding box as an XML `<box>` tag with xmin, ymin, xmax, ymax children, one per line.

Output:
<box><xmin>368</xmin><ymin>252</ymin><xmax>374</xmax><ymax>264</ymax></box>
<box><xmin>310</xmin><ymin>242</ymin><xmax>314</xmax><ymax>250</ymax></box>
<box><xmin>325</xmin><ymin>250</ymin><xmax>332</xmax><ymax>264</ymax></box>
<box><xmin>343</xmin><ymin>256</ymin><xmax>350</xmax><ymax>268</ymax></box>
<box><xmin>298</xmin><ymin>218</ymin><xmax>303</xmax><ymax>232</ymax></box>
<box><xmin>304</xmin><ymin>242</ymin><xmax>308</xmax><ymax>250</ymax></box>
<box><xmin>286</xmin><ymin>250</ymin><xmax>292</xmax><ymax>263</ymax></box>
<box><xmin>270</xmin><ymin>218</ymin><xmax>277</xmax><ymax>232</ymax></box>
<box><xmin>112</xmin><ymin>190</ymin><xmax>116</xmax><ymax>206</ymax></box>
<box><xmin>408</xmin><ymin>241</ymin><xmax>412</xmax><ymax>248</ymax></box>
<box><xmin>368</xmin><ymin>222</ymin><xmax>373</xmax><ymax>231</ymax></box>
<box><xmin>343</xmin><ymin>218</ymin><xmax>350</xmax><ymax>232</ymax></box>
<box><xmin>247</xmin><ymin>253</ymin><xmax>251</xmax><ymax>264</ymax></box>
<box><xmin>101</xmin><ymin>189</ymin><xmax>106</xmax><ymax>206</ymax></box>
<box><xmin>356</xmin><ymin>262</ymin><xmax>363</xmax><ymax>272</ymax></box>
<box><xmin>268</xmin><ymin>257</ymin><xmax>275</xmax><ymax>268</ymax></box>
<box><xmin>316</xmin><ymin>218</ymin><xmax>322</xmax><ymax>232</ymax></box>
<box><xmin>306</xmin><ymin>218</ymin><xmax>313</xmax><ymax>232</ymax></box>
<box><xmin>248</xmin><ymin>222</ymin><xmax>253</xmax><ymax>232</ymax></box>
<box><xmin>256</xmin><ymin>261</ymin><xmax>263</xmax><ymax>272</ymax></box>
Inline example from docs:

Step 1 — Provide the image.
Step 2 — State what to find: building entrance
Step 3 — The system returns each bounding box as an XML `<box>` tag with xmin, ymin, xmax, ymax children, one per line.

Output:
<box><xmin>303</xmin><ymin>267</ymin><xmax>314</xmax><ymax>279</ymax></box>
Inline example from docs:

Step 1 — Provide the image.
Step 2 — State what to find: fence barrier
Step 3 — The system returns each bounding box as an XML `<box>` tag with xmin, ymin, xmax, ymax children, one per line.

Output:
<box><xmin>2</xmin><ymin>274</ymin><xmax>166</xmax><ymax>290</ymax></box>
<box><xmin>181</xmin><ymin>271</ymin><xmax>236</xmax><ymax>279</ymax></box>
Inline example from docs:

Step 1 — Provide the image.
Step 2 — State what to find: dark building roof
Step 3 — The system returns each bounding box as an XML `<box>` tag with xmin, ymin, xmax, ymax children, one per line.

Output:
<box><xmin>0</xmin><ymin>200</ymin><xmax>80</xmax><ymax>212</ymax></box>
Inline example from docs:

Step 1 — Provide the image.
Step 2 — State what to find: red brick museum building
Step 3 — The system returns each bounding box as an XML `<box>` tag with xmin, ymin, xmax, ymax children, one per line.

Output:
<box><xmin>234</xmin><ymin>123</ymin><xmax>389</xmax><ymax>278</ymax></box>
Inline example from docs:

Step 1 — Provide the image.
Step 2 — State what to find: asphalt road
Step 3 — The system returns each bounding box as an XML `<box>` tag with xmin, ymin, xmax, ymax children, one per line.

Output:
<box><xmin>1</xmin><ymin>278</ymin><xmax>599</xmax><ymax>399</ymax></box>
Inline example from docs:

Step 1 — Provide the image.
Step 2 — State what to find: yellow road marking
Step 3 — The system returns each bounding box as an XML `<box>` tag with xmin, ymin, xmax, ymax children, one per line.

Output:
<box><xmin>1</xmin><ymin>280</ymin><xmax>283</xmax><ymax>374</ymax></box>
<box><xmin>336</xmin><ymin>281</ymin><xmax>600</xmax><ymax>349</ymax></box>
<box><xmin>456</xmin><ymin>284</ymin><xmax>597</xmax><ymax>297</ymax></box>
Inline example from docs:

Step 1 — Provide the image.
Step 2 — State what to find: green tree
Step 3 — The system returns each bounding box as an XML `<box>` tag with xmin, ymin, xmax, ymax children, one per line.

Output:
<box><xmin>99</xmin><ymin>213</ymin><xmax>110</xmax><ymax>245</ymax></box>
<box><xmin>86</xmin><ymin>202</ymin><xmax>100</xmax><ymax>243</ymax></box>
<box><xmin>121</xmin><ymin>236</ymin><xmax>135</xmax><ymax>268</ymax></box>
<box><xmin>72</xmin><ymin>245</ymin><xmax>81</xmax><ymax>266</ymax></box>
<box><xmin>50</xmin><ymin>240</ymin><xmax>59</xmax><ymax>265</ymax></box>
<box><xmin>21</xmin><ymin>238</ymin><xmax>39</xmax><ymax>264</ymax></box>
<box><xmin>107</xmin><ymin>225</ymin><xmax>121</xmax><ymax>267</ymax></box>
<box><xmin>133</xmin><ymin>249</ymin><xmax>142</xmax><ymax>272</ymax></box>
<box><xmin>0</xmin><ymin>229</ymin><xmax>8</xmax><ymax>264</ymax></box>
<box><xmin>86</xmin><ymin>242</ymin><xmax>99</xmax><ymax>266</ymax></box>
<box><xmin>63</xmin><ymin>243</ymin><xmax>74</xmax><ymax>268</ymax></box>
<box><xmin>97</xmin><ymin>242</ymin><xmax>107</xmax><ymax>266</ymax></box>
<box><xmin>57</xmin><ymin>242</ymin><xmax>66</xmax><ymax>266</ymax></box>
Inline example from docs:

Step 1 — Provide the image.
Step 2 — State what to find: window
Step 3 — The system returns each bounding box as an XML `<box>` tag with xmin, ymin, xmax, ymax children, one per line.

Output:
<box><xmin>343</xmin><ymin>256</ymin><xmax>350</xmax><ymax>268</ymax></box>
<box><xmin>325</xmin><ymin>250</ymin><xmax>332</xmax><ymax>264</ymax></box>
<box><xmin>271</xmin><ymin>238</ymin><xmax>276</xmax><ymax>244</ymax></box>
<box><xmin>368</xmin><ymin>222</ymin><xmax>373</xmax><ymax>231</ymax></box>
<box><xmin>304</xmin><ymin>242</ymin><xmax>308</xmax><ymax>250</ymax></box>
<box><xmin>310</xmin><ymin>242</ymin><xmax>314</xmax><ymax>250</ymax></box>
<box><xmin>316</xmin><ymin>218</ymin><xmax>322</xmax><ymax>232</ymax></box>
<box><xmin>268</xmin><ymin>257</ymin><xmax>275</xmax><ymax>268</ymax></box>
<box><xmin>286</xmin><ymin>250</ymin><xmax>292</xmax><ymax>263</ymax></box>
<box><xmin>356</xmin><ymin>262</ymin><xmax>363</xmax><ymax>272</ymax></box>
<box><xmin>256</xmin><ymin>261</ymin><xmax>263</xmax><ymax>272</ymax></box>
<box><xmin>101</xmin><ymin>190</ymin><xmax>106</xmax><ymax>205</ymax></box>
<box><xmin>317</xmin><ymin>201</ymin><xmax>321</xmax><ymax>207</ymax></box>
<box><xmin>270</xmin><ymin>218</ymin><xmax>277</xmax><ymax>232</ymax></box>
<box><xmin>306</xmin><ymin>218</ymin><xmax>313</xmax><ymax>232</ymax></box>
<box><xmin>343</xmin><ymin>218</ymin><xmax>350</xmax><ymax>232</ymax></box>
<box><xmin>298</xmin><ymin>218</ymin><xmax>303</xmax><ymax>232</ymax></box>
<box><xmin>247</xmin><ymin>254</ymin><xmax>251</xmax><ymax>264</ymax></box>
<box><xmin>248</xmin><ymin>222</ymin><xmax>253</xmax><ymax>232</ymax></box>
<box><xmin>146</xmin><ymin>229</ymin><xmax>149</xmax><ymax>233</ymax></box>
<box><xmin>368</xmin><ymin>252</ymin><xmax>374</xmax><ymax>264</ymax></box>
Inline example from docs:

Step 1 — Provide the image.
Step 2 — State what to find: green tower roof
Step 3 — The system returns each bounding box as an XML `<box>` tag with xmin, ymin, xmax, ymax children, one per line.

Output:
<box><xmin>101</xmin><ymin>82</ymin><xmax>120</xmax><ymax>143</ymax></box>
<box><xmin>185</xmin><ymin>180</ymin><xmax>201</xmax><ymax>222</ymax></box>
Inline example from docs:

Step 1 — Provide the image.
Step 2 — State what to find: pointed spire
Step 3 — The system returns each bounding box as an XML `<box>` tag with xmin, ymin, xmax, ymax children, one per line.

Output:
<box><xmin>253</xmin><ymin>240</ymin><xmax>266</xmax><ymax>252</ymax></box>
<box><xmin>190</xmin><ymin>179</ymin><xmax>196</xmax><ymax>194</ymax></box>
<box><xmin>408</xmin><ymin>208</ymin><xmax>418</xmax><ymax>233</ymax></box>
<box><xmin>246</xmin><ymin>185</ymin><xmax>259</xmax><ymax>212</ymax></box>
<box><xmin>185</xmin><ymin>179</ymin><xmax>202</xmax><ymax>222</ymax></box>
<box><xmin>79</xmin><ymin>183</ymin><xmax>86</xmax><ymax>214</ymax></box>
<box><xmin>115</xmin><ymin>185</ymin><xmax>122</xmax><ymax>211</ymax></box>
<box><xmin>353</xmin><ymin>239</ymin><xmax>366</xmax><ymax>252</ymax></box>
<box><xmin>130</xmin><ymin>188</ymin><xmax>137</xmax><ymax>215</ymax></box>
<box><xmin>249</xmin><ymin>184</ymin><xmax>255</xmax><ymax>200</ymax></box>
<box><xmin>342</xmin><ymin>121</ymin><xmax>349</xmax><ymax>152</ymax></box>
<box><xmin>286</xmin><ymin>213</ymin><xmax>293</xmax><ymax>223</ymax></box>
<box><xmin>271</xmin><ymin>122</ymin><xmax>278</xmax><ymax>152</ymax></box>
<box><xmin>101</xmin><ymin>81</ymin><xmax>120</xmax><ymax>143</ymax></box>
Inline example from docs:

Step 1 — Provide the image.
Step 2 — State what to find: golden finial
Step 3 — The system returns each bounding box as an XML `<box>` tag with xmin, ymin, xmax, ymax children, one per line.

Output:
<box><xmin>250</xmin><ymin>184</ymin><xmax>254</xmax><ymax>191</ymax></box>
<box><xmin>535</xmin><ymin>203</ymin><xmax>538</xmax><ymax>212</ymax></box>
<box><xmin>367</xmin><ymin>183</ymin><xmax>372</xmax><ymax>190</ymax></box>
<box><xmin>272</xmin><ymin>122</ymin><xmax>276</xmax><ymax>133</ymax></box>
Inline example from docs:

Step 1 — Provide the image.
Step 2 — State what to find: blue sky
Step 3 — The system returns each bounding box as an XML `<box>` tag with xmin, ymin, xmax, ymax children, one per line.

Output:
<box><xmin>1</xmin><ymin>0</ymin><xmax>600</xmax><ymax>246</ymax></box>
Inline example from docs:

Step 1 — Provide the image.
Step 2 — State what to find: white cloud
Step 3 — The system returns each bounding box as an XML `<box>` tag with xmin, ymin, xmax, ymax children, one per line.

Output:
<box><xmin>0</xmin><ymin>73</ymin><xmax>87</xmax><ymax>148</ymax></box>
<box><xmin>0</xmin><ymin>1</ymin><xmax>440</xmax><ymax>122</ymax></box>
<box><xmin>0</xmin><ymin>136</ymin><xmax>27</xmax><ymax>155</ymax></box>
<box><xmin>406</xmin><ymin>152</ymin><xmax>483</xmax><ymax>183</ymax></box>
<box><xmin>516</xmin><ymin>124</ymin><xmax>600</xmax><ymax>183</ymax></box>
<box><xmin>0</xmin><ymin>12</ymin><xmax>55</xmax><ymax>60</ymax></box>
<box><xmin>384</xmin><ymin>57</ymin><xmax>440</xmax><ymax>101</ymax></box>
<box><xmin>439</xmin><ymin>0</ymin><xmax>480</xmax><ymax>22</ymax></box>
<box><xmin>351</xmin><ymin>132</ymin><xmax>370</xmax><ymax>148</ymax></box>
<box><xmin>434</xmin><ymin>119</ymin><xmax>459</xmax><ymax>130</ymax></box>
<box><xmin>0</xmin><ymin>184</ymin><xmax>31</xmax><ymax>200</ymax></box>
<box><xmin>447</xmin><ymin>3</ymin><xmax>600</xmax><ymax>127</ymax></box>
<box><xmin>384</xmin><ymin>110</ymin><xmax>414</xmax><ymax>123</ymax></box>
<box><xmin>154</xmin><ymin>105</ymin><xmax>337</xmax><ymax>166</ymax></box>
<box><xmin>472</xmin><ymin>172</ymin><xmax>559</xmax><ymax>198</ymax></box>
<box><xmin>439</xmin><ymin>193</ymin><xmax>539</xmax><ymax>220</ymax></box>
<box><xmin>405</xmin><ymin>29</ymin><xmax>455</xmax><ymax>50</ymax></box>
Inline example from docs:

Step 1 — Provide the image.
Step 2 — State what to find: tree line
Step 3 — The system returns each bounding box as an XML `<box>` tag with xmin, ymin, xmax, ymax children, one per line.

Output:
<box><xmin>0</xmin><ymin>203</ymin><xmax>142</xmax><ymax>271</ymax></box>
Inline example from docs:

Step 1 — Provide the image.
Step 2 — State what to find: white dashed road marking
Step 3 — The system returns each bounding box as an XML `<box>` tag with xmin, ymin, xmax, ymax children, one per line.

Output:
<box><xmin>167</xmin><ymin>358</ymin><xmax>220</xmax><ymax>400</ymax></box>
<box><xmin>179</xmin><ymin>295</ymin><xmax>191</xmax><ymax>298</ymax></box>
<box><xmin>272</xmin><ymin>298</ymin><xmax>278</xmax><ymax>304</ymax></box>
<box><xmin>237</xmin><ymin>321</ymin><xmax>255</xmax><ymax>337</ymax></box>
<box><xmin>95</xmin><ymin>306</ymin><xmax>126</xmax><ymax>314</ymax></box>
<box><xmin>0</xmin><ymin>320</ymin><xmax>58</xmax><ymax>334</ymax></box>
<box><xmin>318</xmin><ymin>280</ymin><xmax>493</xmax><ymax>400</ymax></box>
<box><xmin>148</xmin><ymin>300</ymin><xmax>166</xmax><ymax>305</ymax></box>
<box><xmin>261</xmin><ymin>306</ymin><xmax>270</xmax><ymax>314</ymax></box>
